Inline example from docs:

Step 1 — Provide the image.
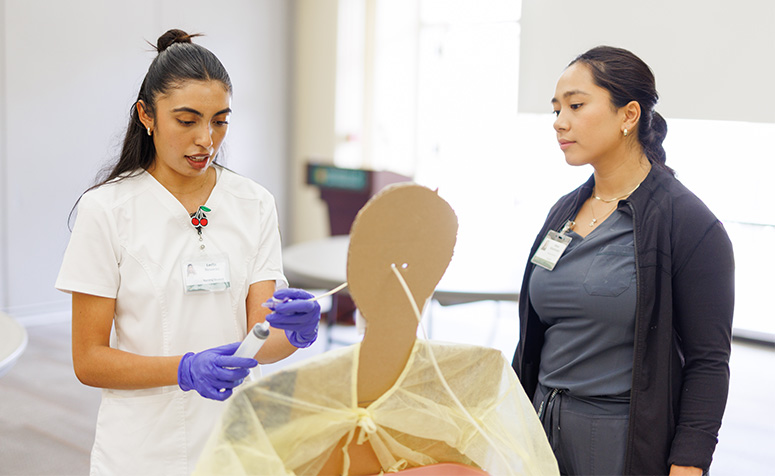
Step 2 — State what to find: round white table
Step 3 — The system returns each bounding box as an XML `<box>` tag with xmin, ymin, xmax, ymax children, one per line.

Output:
<box><xmin>0</xmin><ymin>312</ymin><xmax>28</xmax><ymax>377</ymax></box>
<box><xmin>282</xmin><ymin>236</ymin><xmax>521</xmax><ymax>306</ymax></box>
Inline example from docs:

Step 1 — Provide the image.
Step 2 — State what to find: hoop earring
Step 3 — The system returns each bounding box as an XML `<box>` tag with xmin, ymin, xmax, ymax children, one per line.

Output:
<box><xmin>623</xmin><ymin>128</ymin><xmax>629</xmax><ymax>137</ymax></box>
<box><xmin>147</xmin><ymin>127</ymin><xmax>152</xmax><ymax>136</ymax></box>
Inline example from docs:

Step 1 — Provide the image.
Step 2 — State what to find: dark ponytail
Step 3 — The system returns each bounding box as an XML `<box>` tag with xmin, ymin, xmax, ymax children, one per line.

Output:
<box><xmin>640</xmin><ymin>110</ymin><xmax>668</xmax><ymax>170</ymax></box>
<box><xmin>69</xmin><ymin>29</ymin><xmax>232</xmax><ymax>227</ymax></box>
<box><xmin>570</xmin><ymin>46</ymin><xmax>673</xmax><ymax>175</ymax></box>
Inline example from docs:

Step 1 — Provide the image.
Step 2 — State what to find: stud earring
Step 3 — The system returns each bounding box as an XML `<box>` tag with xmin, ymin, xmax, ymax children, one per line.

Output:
<box><xmin>623</xmin><ymin>128</ymin><xmax>629</xmax><ymax>137</ymax></box>
<box><xmin>147</xmin><ymin>127</ymin><xmax>152</xmax><ymax>136</ymax></box>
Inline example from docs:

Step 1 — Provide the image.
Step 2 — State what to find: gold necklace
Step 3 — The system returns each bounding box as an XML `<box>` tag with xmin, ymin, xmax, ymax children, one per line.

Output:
<box><xmin>589</xmin><ymin>200</ymin><xmax>618</xmax><ymax>227</ymax></box>
<box><xmin>592</xmin><ymin>182</ymin><xmax>642</xmax><ymax>203</ymax></box>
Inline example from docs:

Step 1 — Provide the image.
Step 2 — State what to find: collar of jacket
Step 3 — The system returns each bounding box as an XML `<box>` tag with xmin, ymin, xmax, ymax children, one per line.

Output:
<box><xmin>562</xmin><ymin>164</ymin><xmax>674</xmax><ymax>225</ymax></box>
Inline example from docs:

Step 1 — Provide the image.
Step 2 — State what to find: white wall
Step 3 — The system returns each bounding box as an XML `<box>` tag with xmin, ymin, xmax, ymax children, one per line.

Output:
<box><xmin>289</xmin><ymin>0</ymin><xmax>339</xmax><ymax>244</ymax></box>
<box><xmin>0</xmin><ymin>2</ymin><xmax>7</xmax><ymax>310</ymax></box>
<box><xmin>0</xmin><ymin>0</ymin><xmax>291</xmax><ymax>320</ymax></box>
<box><xmin>519</xmin><ymin>0</ymin><xmax>775</xmax><ymax>123</ymax></box>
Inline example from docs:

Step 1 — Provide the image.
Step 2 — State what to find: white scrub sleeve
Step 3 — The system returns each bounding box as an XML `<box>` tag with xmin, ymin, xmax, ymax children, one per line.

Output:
<box><xmin>55</xmin><ymin>193</ymin><xmax>121</xmax><ymax>298</ymax></box>
<box><xmin>250</xmin><ymin>196</ymin><xmax>288</xmax><ymax>290</ymax></box>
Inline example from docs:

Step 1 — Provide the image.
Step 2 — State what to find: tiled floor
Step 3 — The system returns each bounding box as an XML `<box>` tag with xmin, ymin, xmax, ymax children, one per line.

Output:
<box><xmin>0</xmin><ymin>302</ymin><xmax>772</xmax><ymax>475</ymax></box>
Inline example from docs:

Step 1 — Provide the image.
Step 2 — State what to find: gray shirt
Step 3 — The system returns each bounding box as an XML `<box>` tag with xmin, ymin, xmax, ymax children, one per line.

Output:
<box><xmin>529</xmin><ymin>210</ymin><xmax>636</xmax><ymax>397</ymax></box>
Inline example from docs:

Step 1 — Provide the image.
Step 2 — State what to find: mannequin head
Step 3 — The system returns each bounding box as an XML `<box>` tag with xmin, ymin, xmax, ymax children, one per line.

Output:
<box><xmin>347</xmin><ymin>183</ymin><xmax>458</xmax><ymax>332</ymax></box>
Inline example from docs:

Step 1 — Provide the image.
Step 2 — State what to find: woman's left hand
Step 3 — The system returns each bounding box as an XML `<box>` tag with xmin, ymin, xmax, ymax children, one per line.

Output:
<box><xmin>264</xmin><ymin>288</ymin><xmax>321</xmax><ymax>348</ymax></box>
<box><xmin>669</xmin><ymin>464</ymin><xmax>703</xmax><ymax>476</ymax></box>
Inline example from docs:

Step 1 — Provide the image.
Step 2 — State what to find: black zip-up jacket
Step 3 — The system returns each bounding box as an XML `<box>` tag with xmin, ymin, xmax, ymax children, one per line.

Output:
<box><xmin>512</xmin><ymin>166</ymin><xmax>734</xmax><ymax>474</ymax></box>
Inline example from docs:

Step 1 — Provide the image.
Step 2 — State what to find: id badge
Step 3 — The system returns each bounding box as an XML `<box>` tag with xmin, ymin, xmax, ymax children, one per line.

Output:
<box><xmin>182</xmin><ymin>253</ymin><xmax>231</xmax><ymax>293</ymax></box>
<box><xmin>531</xmin><ymin>229</ymin><xmax>572</xmax><ymax>271</ymax></box>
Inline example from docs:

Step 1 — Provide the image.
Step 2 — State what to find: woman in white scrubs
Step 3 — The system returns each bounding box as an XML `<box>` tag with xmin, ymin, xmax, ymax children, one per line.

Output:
<box><xmin>55</xmin><ymin>29</ymin><xmax>321</xmax><ymax>475</ymax></box>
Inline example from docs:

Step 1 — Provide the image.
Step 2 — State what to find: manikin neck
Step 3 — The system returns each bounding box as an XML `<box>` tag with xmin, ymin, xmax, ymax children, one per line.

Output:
<box><xmin>356</xmin><ymin>307</ymin><xmax>421</xmax><ymax>406</ymax></box>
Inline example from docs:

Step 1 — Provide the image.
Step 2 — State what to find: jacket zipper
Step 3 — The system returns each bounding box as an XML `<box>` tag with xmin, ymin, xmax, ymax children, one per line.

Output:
<box><xmin>625</xmin><ymin>200</ymin><xmax>641</xmax><ymax>472</ymax></box>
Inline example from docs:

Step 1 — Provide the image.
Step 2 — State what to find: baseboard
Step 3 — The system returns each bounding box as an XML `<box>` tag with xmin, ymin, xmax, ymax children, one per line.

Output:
<box><xmin>3</xmin><ymin>301</ymin><xmax>70</xmax><ymax>327</ymax></box>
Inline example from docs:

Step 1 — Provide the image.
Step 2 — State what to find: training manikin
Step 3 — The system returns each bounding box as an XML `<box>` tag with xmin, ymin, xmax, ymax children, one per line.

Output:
<box><xmin>194</xmin><ymin>184</ymin><xmax>559</xmax><ymax>476</ymax></box>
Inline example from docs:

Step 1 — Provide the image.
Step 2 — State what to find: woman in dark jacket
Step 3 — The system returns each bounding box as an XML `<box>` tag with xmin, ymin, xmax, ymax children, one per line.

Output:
<box><xmin>511</xmin><ymin>46</ymin><xmax>734</xmax><ymax>476</ymax></box>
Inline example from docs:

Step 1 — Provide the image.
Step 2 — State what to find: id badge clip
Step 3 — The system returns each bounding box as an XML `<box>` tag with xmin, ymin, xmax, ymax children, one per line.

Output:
<box><xmin>182</xmin><ymin>252</ymin><xmax>231</xmax><ymax>293</ymax></box>
<box><xmin>530</xmin><ymin>220</ymin><xmax>574</xmax><ymax>271</ymax></box>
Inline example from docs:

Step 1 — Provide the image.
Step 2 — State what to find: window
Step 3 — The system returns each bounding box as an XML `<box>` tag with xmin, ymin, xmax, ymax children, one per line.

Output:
<box><xmin>334</xmin><ymin>0</ymin><xmax>774</xmax><ymax>342</ymax></box>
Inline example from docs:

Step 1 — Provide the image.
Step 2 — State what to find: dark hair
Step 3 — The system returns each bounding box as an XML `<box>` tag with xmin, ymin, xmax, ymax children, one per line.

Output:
<box><xmin>569</xmin><ymin>46</ymin><xmax>672</xmax><ymax>174</ymax></box>
<box><xmin>69</xmin><ymin>29</ymin><xmax>232</xmax><ymax>227</ymax></box>
<box><xmin>110</xmin><ymin>29</ymin><xmax>232</xmax><ymax>183</ymax></box>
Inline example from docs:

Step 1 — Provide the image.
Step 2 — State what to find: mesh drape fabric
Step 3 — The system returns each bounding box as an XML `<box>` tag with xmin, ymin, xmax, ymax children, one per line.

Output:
<box><xmin>195</xmin><ymin>341</ymin><xmax>559</xmax><ymax>476</ymax></box>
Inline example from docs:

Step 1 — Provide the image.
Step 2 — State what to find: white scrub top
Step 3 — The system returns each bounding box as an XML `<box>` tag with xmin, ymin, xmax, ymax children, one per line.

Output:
<box><xmin>56</xmin><ymin>165</ymin><xmax>287</xmax><ymax>476</ymax></box>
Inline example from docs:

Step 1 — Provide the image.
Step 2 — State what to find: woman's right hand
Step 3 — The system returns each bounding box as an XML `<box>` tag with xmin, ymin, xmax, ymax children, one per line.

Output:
<box><xmin>177</xmin><ymin>342</ymin><xmax>258</xmax><ymax>401</ymax></box>
<box><xmin>73</xmin><ymin>292</ymin><xmax>258</xmax><ymax>395</ymax></box>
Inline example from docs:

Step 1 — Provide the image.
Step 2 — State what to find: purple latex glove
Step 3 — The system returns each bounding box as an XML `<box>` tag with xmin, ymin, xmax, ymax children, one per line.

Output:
<box><xmin>264</xmin><ymin>288</ymin><xmax>321</xmax><ymax>348</ymax></box>
<box><xmin>178</xmin><ymin>342</ymin><xmax>258</xmax><ymax>401</ymax></box>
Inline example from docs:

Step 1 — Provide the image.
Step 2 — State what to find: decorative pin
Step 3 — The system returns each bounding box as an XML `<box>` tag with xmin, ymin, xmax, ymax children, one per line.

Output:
<box><xmin>190</xmin><ymin>206</ymin><xmax>211</xmax><ymax>235</ymax></box>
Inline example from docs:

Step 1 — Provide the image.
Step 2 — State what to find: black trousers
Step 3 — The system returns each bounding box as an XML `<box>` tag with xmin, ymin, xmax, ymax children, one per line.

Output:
<box><xmin>534</xmin><ymin>384</ymin><xmax>630</xmax><ymax>476</ymax></box>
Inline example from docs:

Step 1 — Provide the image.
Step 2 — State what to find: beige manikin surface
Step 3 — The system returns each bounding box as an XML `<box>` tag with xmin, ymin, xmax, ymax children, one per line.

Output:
<box><xmin>346</xmin><ymin>183</ymin><xmax>458</xmax><ymax>405</ymax></box>
<box><xmin>194</xmin><ymin>182</ymin><xmax>560</xmax><ymax>476</ymax></box>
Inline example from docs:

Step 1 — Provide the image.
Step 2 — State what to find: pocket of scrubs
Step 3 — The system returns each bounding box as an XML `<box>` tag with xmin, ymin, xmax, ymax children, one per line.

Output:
<box><xmin>583</xmin><ymin>244</ymin><xmax>635</xmax><ymax>297</ymax></box>
<box><xmin>557</xmin><ymin>410</ymin><xmax>628</xmax><ymax>475</ymax></box>
<box><xmin>92</xmin><ymin>391</ymin><xmax>188</xmax><ymax>476</ymax></box>
<box><xmin>181</xmin><ymin>253</ymin><xmax>231</xmax><ymax>293</ymax></box>
<box><xmin>588</xmin><ymin>413</ymin><xmax>629</xmax><ymax>475</ymax></box>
